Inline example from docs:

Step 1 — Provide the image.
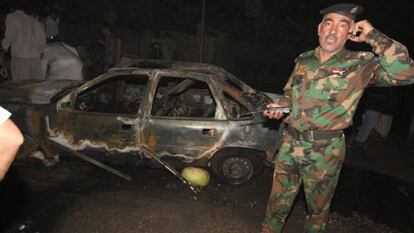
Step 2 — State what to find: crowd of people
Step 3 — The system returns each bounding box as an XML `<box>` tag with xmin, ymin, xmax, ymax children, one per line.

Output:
<box><xmin>0</xmin><ymin>1</ymin><xmax>83</xmax><ymax>81</ymax></box>
<box><xmin>0</xmin><ymin>2</ymin><xmax>180</xmax><ymax>81</ymax></box>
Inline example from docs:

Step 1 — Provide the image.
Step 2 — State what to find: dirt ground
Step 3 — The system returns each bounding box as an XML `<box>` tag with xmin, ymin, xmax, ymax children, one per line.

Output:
<box><xmin>1</xmin><ymin>136</ymin><xmax>411</xmax><ymax>233</ymax></box>
<box><xmin>0</xmin><ymin>132</ymin><xmax>413</xmax><ymax>233</ymax></box>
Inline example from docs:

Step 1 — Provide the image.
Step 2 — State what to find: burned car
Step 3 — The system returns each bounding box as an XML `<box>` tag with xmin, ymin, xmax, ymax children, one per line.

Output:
<box><xmin>0</xmin><ymin>59</ymin><xmax>283</xmax><ymax>184</ymax></box>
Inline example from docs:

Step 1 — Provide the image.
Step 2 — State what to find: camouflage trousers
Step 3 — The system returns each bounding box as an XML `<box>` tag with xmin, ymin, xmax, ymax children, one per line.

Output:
<box><xmin>262</xmin><ymin>130</ymin><xmax>345</xmax><ymax>233</ymax></box>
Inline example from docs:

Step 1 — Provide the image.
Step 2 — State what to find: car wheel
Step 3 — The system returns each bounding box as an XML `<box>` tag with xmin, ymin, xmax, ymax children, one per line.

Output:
<box><xmin>211</xmin><ymin>150</ymin><xmax>264</xmax><ymax>185</ymax></box>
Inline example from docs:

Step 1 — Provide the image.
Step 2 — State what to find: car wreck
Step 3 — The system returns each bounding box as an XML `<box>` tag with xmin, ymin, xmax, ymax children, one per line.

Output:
<box><xmin>0</xmin><ymin>59</ymin><xmax>283</xmax><ymax>184</ymax></box>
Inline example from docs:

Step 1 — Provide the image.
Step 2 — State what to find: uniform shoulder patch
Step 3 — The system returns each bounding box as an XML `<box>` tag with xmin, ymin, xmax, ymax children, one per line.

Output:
<box><xmin>295</xmin><ymin>50</ymin><xmax>314</xmax><ymax>63</ymax></box>
<box><xmin>347</xmin><ymin>51</ymin><xmax>375</xmax><ymax>60</ymax></box>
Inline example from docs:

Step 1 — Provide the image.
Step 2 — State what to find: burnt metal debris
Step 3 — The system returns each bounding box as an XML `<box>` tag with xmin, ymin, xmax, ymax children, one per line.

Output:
<box><xmin>0</xmin><ymin>59</ymin><xmax>284</xmax><ymax>184</ymax></box>
<box><xmin>50</xmin><ymin>139</ymin><xmax>133</xmax><ymax>181</ymax></box>
<box><xmin>141</xmin><ymin>146</ymin><xmax>200</xmax><ymax>196</ymax></box>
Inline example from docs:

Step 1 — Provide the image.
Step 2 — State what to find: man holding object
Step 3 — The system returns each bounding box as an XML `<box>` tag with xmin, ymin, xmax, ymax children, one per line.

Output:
<box><xmin>262</xmin><ymin>3</ymin><xmax>414</xmax><ymax>233</ymax></box>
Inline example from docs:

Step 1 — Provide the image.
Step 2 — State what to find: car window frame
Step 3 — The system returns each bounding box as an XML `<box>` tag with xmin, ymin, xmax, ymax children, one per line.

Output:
<box><xmin>211</xmin><ymin>79</ymin><xmax>256</xmax><ymax>121</ymax></box>
<box><xmin>67</xmin><ymin>70</ymin><xmax>151</xmax><ymax>117</ymax></box>
<box><xmin>147</xmin><ymin>71</ymin><xmax>226</xmax><ymax>121</ymax></box>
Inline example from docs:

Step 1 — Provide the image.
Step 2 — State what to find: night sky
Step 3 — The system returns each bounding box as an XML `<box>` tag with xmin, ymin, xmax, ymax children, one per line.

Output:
<box><xmin>2</xmin><ymin>1</ymin><xmax>413</xmax><ymax>66</ymax></box>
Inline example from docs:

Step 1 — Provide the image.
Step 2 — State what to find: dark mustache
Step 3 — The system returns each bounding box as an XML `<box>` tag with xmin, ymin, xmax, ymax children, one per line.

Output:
<box><xmin>326</xmin><ymin>35</ymin><xmax>337</xmax><ymax>40</ymax></box>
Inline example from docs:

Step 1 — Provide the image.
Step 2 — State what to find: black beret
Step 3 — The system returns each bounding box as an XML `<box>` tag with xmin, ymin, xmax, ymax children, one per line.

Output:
<box><xmin>320</xmin><ymin>3</ymin><xmax>363</xmax><ymax>21</ymax></box>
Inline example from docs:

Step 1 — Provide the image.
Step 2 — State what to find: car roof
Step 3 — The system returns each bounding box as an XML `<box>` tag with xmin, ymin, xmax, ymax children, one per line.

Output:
<box><xmin>111</xmin><ymin>58</ymin><xmax>229</xmax><ymax>77</ymax></box>
<box><xmin>109</xmin><ymin>58</ymin><xmax>256</xmax><ymax>94</ymax></box>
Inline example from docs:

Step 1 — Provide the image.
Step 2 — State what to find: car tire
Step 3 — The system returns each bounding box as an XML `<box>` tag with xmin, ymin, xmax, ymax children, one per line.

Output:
<box><xmin>210</xmin><ymin>149</ymin><xmax>264</xmax><ymax>185</ymax></box>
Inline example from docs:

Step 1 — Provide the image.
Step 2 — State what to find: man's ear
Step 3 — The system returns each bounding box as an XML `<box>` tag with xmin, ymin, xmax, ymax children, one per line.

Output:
<box><xmin>347</xmin><ymin>22</ymin><xmax>355</xmax><ymax>39</ymax></box>
<box><xmin>347</xmin><ymin>27</ymin><xmax>353</xmax><ymax>39</ymax></box>
<box><xmin>317</xmin><ymin>23</ymin><xmax>322</xmax><ymax>36</ymax></box>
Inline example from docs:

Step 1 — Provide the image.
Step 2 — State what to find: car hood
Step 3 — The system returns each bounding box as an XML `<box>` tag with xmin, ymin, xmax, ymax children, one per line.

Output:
<box><xmin>0</xmin><ymin>80</ymin><xmax>84</xmax><ymax>104</ymax></box>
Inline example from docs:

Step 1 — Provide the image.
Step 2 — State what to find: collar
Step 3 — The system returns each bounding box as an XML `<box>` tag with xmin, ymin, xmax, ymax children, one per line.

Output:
<box><xmin>314</xmin><ymin>47</ymin><xmax>348</xmax><ymax>65</ymax></box>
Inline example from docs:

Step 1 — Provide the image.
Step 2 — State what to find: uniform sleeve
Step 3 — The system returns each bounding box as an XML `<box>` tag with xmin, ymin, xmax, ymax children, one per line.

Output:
<box><xmin>367</xmin><ymin>29</ymin><xmax>414</xmax><ymax>86</ymax></box>
<box><xmin>2</xmin><ymin>15</ymin><xmax>15</xmax><ymax>50</ymax></box>
<box><xmin>0</xmin><ymin>106</ymin><xmax>11</xmax><ymax>125</ymax></box>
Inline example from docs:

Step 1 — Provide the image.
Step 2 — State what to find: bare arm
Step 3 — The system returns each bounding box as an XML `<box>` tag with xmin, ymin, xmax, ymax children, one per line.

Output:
<box><xmin>0</xmin><ymin>119</ymin><xmax>24</xmax><ymax>181</ymax></box>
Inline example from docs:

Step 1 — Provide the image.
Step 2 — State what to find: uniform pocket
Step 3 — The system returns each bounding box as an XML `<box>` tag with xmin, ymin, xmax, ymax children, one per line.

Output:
<box><xmin>291</xmin><ymin>75</ymin><xmax>304</xmax><ymax>97</ymax></box>
<box><xmin>309</xmin><ymin>75</ymin><xmax>349</xmax><ymax>101</ymax></box>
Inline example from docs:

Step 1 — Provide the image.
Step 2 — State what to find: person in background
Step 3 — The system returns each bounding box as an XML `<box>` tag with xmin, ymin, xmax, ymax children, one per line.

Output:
<box><xmin>1</xmin><ymin>0</ymin><xmax>46</xmax><ymax>80</ymax></box>
<box><xmin>0</xmin><ymin>106</ymin><xmax>23</xmax><ymax>181</ymax></box>
<box><xmin>151</xmin><ymin>31</ymin><xmax>177</xmax><ymax>60</ymax></box>
<box><xmin>42</xmin><ymin>38</ymin><xmax>83</xmax><ymax>80</ymax></box>
<box><xmin>43</xmin><ymin>8</ymin><xmax>60</xmax><ymax>41</ymax></box>
<box><xmin>101</xmin><ymin>24</ymin><xmax>122</xmax><ymax>72</ymax></box>
<box><xmin>160</xmin><ymin>32</ymin><xmax>176</xmax><ymax>60</ymax></box>
<box><xmin>0</xmin><ymin>47</ymin><xmax>8</xmax><ymax>81</ymax></box>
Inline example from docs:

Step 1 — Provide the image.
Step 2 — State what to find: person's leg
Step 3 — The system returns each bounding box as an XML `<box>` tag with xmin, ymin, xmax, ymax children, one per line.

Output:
<box><xmin>262</xmin><ymin>134</ymin><xmax>302</xmax><ymax>233</ymax></box>
<box><xmin>354</xmin><ymin>109</ymin><xmax>381</xmax><ymax>144</ymax></box>
<box><xmin>10</xmin><ymin>57</ymin><xmax>21</xmax><ymax>80</ymax></box>
<box><xmin>375</xmin><ymin>113</ymin><xmax>393</xmax><ymax>139</ymax></box>
<box><xmin>11</xmin><ymin>57</ymin><xmax>43</xmax><ymax>80</ymax></box>
<box><xmin>0</xmin><ymin>119</ymin><xmax>24</xmax><ymax>181</ymax></box>
<box><xmin>29</xmin><ymin>57</ymin><xmax>44</xmax><ymax>80</ymax></box>
<box><xmin>300</xmin><ymin>135</ymin><xmax>346</xmax><ymax>233</ymax></box>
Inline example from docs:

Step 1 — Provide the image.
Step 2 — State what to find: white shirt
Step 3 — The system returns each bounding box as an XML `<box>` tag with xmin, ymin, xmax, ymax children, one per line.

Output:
<box><xmin>0</xmin><ymin>106</ymin><xmax>11</xmax><ymax>125</ymax></box>
<box><xmin>2</xmin><ymin>10</ymin><xmax>46</xmax><ymax>58</ymax></box>
<box><xmin>42</xmin><ymin>42</ymin><xmax>83</xmax><ymax>80</ymax></box>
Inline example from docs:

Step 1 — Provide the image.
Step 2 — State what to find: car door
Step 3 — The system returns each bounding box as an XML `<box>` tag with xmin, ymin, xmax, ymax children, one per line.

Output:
<box><xmin>54</xmin><ymin>72</ymin><xmax>149</xmax><ymax>155</ymax></box>
<box><xmin>140</xmin><ymin>72</ymin><xmax>228</xmax><ymax>161</ymax></box>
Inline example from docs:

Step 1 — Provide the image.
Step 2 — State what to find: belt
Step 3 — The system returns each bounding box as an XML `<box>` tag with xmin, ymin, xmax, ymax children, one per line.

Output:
<box><xmin>287</xmin><ymin>126</ymin><xmax>342</xmax><ymax>141</ymax></box>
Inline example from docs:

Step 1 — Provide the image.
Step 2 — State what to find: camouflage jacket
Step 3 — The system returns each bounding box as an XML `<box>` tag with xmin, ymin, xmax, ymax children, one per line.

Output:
<box><xmin>279</xmin><ymin>29</ymin><xmax>414</xmax><ymax>132</ymax></box>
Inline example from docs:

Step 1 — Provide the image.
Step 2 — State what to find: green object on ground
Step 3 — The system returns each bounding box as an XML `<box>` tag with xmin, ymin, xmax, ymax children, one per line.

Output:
<box><xmin>181</xmin><ymin>167</ymin><xmax>210</xmax><ymax>187</ymax></box>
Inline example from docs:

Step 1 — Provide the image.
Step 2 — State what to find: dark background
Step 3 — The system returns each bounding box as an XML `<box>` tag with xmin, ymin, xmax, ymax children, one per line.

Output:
<box><xmin>1</xmin><ymin>0</ymin><xmax>414</xmax><ymax>136</ymax></box>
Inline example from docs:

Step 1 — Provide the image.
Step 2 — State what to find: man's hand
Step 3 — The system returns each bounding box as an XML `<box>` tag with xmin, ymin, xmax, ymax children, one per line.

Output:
<box><xmin>263</xmin><ymin>103</ymin><xmax>285</xmax><ymax>119</ymax></box>
<box><xmin>349</xmin><ymin>20</ymin><xmax>374</xmax><ymax>43</ymax></box>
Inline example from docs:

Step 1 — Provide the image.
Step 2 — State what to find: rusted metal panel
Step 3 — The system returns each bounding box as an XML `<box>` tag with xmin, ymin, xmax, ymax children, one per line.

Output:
<box><xmin>141</xmin><ymin>118</ymin><xmax>229</xmax><ymax>162</ymax></box>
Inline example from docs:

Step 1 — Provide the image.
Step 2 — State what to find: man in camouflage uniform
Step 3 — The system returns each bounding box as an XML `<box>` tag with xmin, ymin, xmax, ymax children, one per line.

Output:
<box><xmin>261</xmin><ymin>3</ymin><xmax>414</xmax><ymax>233</ymax></box>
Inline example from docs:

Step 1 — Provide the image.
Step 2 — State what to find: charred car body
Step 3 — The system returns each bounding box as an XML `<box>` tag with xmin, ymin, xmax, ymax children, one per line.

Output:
<box><xmin>0</xmin><ymin>59</ymin><xmax>283</xmax><ymax>184</ymax></box>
